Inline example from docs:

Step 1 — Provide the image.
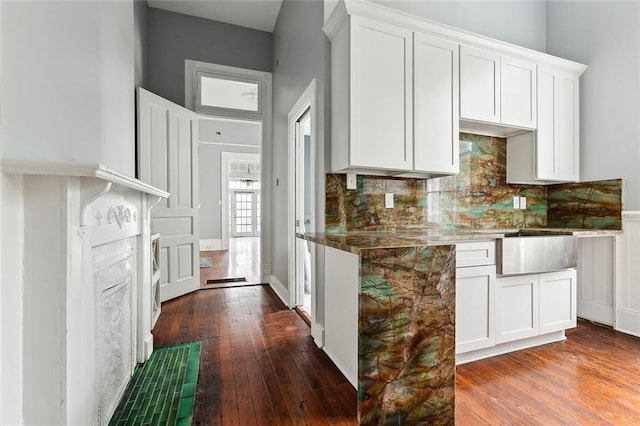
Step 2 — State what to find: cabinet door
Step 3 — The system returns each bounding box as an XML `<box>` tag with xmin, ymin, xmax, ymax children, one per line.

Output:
<box><xmin>496</xmin><ymin>274</ymin><xmax>539</xmax><ymax>343</ymax></box>
<box><xmin>555</xmin><ymin>72</ymin><xmax>579</xmax><ymax>181</ymax></box>
<box><xmin>324</xmin><ymin>246</ymin><xmax>358</xmax><ymax>387</ymax></box>
<box><xmin>536</xmin><ymin>67</ymin><xmax>579</xmax><ymax>182</ymax></box>
<box><xmin>539</xmin><ymin>269</ymin><xmax>577</xmax><ymax>334</ymax></box>
<box><xmin>501</xmin><ymin>57</ymin><xmax>536</xmax><ymax>128</ymax></box>
<box><xmin>460</xmin><ymin>46</ymin><xmax>500</xmax><ymax>124</ymax></box>
<box><xmin>350</xmin><ymin>16</ymin><xmax>413</xmax><ymax>171</ymax></box>
<box><xmin>413</xmin><ymin>33</ymin><xmax>459</xmax><ymax>174</ymax></box>
<box><xmin>456</xmin><ymin>265</ymin><xmax>496</xmax><ymax>354</ymax></box>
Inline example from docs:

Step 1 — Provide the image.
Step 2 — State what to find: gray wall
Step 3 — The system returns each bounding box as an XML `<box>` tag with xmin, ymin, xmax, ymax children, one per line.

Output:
<box><xmin>134</xmin><ymin>0</ymin><xmax>148</xmax><ymax>88</ymax></box>
<box><xmin>199</xmin><ymin>119</ymin><xmax>261</xmax><ymax>240</ymax></box>
<box><xmin>546</xmin><ymin>1</ymin><xmax>640</xmax><ymax>210</ymax></box>
<box><xmin>147</xmin><ymin>7</ymin><xmax>273</xmax><ymax>106</ymax></box>
<box><xmin>272</xmin><ymin>0</ymin><xmax>330</xmax><ymax>322</ymax></box>
<box><xmin>199</xmin><ymin>144</ymin><xmax>260</xmax><ymax>239</ymax></box>
<box><xmin>370</xmin><ymin>0</ymin><xmax>547</xmax><ymax>52</ymax></box>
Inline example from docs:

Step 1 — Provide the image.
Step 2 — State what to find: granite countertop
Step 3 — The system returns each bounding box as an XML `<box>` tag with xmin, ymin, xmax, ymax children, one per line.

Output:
<box><xmin>298</xmin><ymin>227</ymin><xmax>622</xmax><ymax>254</ymax></box>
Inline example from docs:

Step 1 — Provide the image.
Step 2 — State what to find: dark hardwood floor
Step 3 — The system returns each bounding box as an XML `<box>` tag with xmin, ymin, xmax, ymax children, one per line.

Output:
<box><xmin>153</xmin><ymin>285</ymin><xmax>640</xmax><ymax>425</ymax></box>
<box><xmin>152</xmin><ymin>284</ymin><xmax>356</xmax><ymax>425</ymax></box>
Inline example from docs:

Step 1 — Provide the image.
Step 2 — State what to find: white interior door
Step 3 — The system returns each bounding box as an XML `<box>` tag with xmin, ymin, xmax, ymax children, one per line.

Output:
<box><xmin>137</xmin><ymin>88</ymin><xmax>200</xmax><ymax>301</ymax></box>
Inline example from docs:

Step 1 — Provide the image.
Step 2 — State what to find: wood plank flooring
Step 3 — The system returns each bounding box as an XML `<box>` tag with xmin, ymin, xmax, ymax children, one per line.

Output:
<box><xmin>152</xmin><ymin>284</ymin><xmax>356</xmax><ymax>425</ymax></box>
<box><xmin>153</xmin><ymin>285</ymin><xmax>640</xmax><ymax>425</ymax></box>
<box><xmin>199</xmin><ymin>237</ymin><xmax>262</xmax><ymax>288</ymax></box>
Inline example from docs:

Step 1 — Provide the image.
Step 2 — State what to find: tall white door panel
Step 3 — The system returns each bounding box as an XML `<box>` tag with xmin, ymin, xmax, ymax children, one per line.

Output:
<box><xmin>137</xmin><ymin>88</ymin><xmax>200</xmax><ymax>302</ymax></box>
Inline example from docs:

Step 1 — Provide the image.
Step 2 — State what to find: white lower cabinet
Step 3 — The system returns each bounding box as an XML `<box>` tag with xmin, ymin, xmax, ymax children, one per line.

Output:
<box><xmin>496</xmin><ymin>274</ymin><xmax>539</xmax><ymax>343</ymax></box>
<box><xmin>496</xmin><ymin>269</ymin><xmax>577</xmax><ymax>344</ymax></box>
<box><xmin>456</xmin><ymin>240</ymin><xmax>577</xmax><ymax>363</ymax></box>
<box><xmin>456</xmin><ymin>265</ymin><xmax>496</xmax><ymax>354</ymax></box>
<box><xmin>539</xmin><ymin>270</ymin><xmax>578</xmax><ymax>334</ymax></box>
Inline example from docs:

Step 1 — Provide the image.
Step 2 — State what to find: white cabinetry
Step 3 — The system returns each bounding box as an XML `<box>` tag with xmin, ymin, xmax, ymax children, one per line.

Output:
<box><xmin>455</xmin><ymin>242</ymin><xmax>496</xmax><ymax>354</ymax></box>
<box><xmin>460</xmin><ymin>46</ymin><xmax>536</xmax><ymax>129</ymax></box>
<box><xmin>324</xmin><ymin>246</ymin><xmax>358</xmax><ymax>387</ymax></box>
<box><xmin>413</xmin><ymin>33</ymin><xmax>459</xmax><ymax>174</ymax></box>
<box><xmin>506</xmin><ymin>67</ymin><xmax>580</xmax><ymax>184</ymax></box>
<box><xmin>577</xmin><ymin>236</ymin><xmax>615</xmax><ymax>326</ymax></box>
<box><xmin>496</xmin><ymin>269</ymin><xmax>576</xmax><ymax>343</ymax></box>
<box><xmin>496</xmin><ymin>274</ymin><xmax>539</xmax><ymax>343</ymax></box>
<box><xmin>328</xmin><ymin>15</ymin><xmax>460</xmax><ymax>176</ymax></box>
<box><xmin>539</xmin><ymin>270</ymin><xmax>578</xmax><ymax>333</ymax></box>
<box><xmin>331</xmin><ymin>16</ymin><xmax>413</xmax><ymax>173</ymax></box>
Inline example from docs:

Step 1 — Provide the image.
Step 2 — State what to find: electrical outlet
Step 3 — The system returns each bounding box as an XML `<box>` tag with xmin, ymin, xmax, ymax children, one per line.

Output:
<box><xmin>520</xmin><ymin>196</ymin><xmax>527</xmax><ymax>209</ymax></box>
<box><xmin>346</xmin><ymin>173</ymin><xmax>357</xmax><ymax>190</ymax></box>
<box><xmin>385</xmin><ymin>193</ymin><xmax>394</xmax><ymax>208</ymax></box>
<box><xmin>513</xmin><ymin>196</ymin><xmax>520</xmax><ymax>209</ymax></box>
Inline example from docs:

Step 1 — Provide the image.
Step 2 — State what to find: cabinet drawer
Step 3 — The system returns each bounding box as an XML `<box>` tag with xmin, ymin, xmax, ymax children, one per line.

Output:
<box><xmin>456</xmin><ymin>241</ymin><xmax>495</xmax><ymax>267</ymax></box>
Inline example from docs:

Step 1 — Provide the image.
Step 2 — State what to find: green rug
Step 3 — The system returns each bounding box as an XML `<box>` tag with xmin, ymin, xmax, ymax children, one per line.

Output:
<box><xmin>109</xmin><ymin>342</ymin><xmax>201</xmax><ymax>426</ymax></box>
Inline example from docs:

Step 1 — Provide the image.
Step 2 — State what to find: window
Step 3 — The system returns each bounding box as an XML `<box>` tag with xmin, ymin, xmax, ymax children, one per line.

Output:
<box><xmin>185</xmin><ymin>60</ymin><xmax>270</xmax><ymax>119</ymax></box>
<box><xmin>198</xmin><ymin>73</ymin><xmax>259</xmax><ymax>112</ymax></box>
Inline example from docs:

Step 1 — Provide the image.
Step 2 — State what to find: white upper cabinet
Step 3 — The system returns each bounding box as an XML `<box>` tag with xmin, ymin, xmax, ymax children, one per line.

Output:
<box><xmin>324</xmin><ymin>1</ymin><xmax>586</xmax><ymax>176</ymax></box>
<box><xmin>501</xmin><ymin>57</ymin><xmax>537</xmax><ymax>129</ymax></box>
<box><xmin>331</xmin><ymin>15</ymin><xmax>413</xmax><ymax>173</ymax></box>
<box><xmin>460</xmin><ymin>46</ymin><xmax>537</xmax><ymax>129</ymax></box>
<box><xmin>413</xmin><ymin>33</ymin><xmax>460</xmax><ymax>174</ymax></box>
<box><xmin>460</xmin><ymin>46</ymin><xmax>501</xmax><ymax>124</ymax></box>
<box><xmin>507</xmin><ymin>66</ymin><xmax>580</xmax><ymax>184</ymax></box>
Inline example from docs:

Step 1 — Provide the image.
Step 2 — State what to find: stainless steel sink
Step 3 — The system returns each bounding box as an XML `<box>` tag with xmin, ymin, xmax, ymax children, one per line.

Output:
<box><xmin>496</xmin><ymin>234</ymin><xmax>577</xmax><ymax>275</ymax></box>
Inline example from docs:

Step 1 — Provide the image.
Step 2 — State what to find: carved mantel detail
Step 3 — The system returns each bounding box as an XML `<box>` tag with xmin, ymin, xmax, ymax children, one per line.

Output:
<box><xmin>105</xmin><ymin>205</ymin><xmax>137</xmax><ymax>229</ymax></box>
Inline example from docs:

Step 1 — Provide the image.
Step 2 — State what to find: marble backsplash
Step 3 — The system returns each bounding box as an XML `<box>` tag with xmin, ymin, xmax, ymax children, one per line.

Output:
<box><xmin>326</xmin><ymin>133</ymin><xmax>622</xmax><ymax>233</ymax></box>
<box><xmin>548</xmin><ymin>179</ymin><xmax>622</xmax><ymax>229</ymax></box>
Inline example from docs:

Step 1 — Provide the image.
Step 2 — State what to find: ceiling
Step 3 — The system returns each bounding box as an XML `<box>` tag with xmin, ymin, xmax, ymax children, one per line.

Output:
<box><xmin>147</xmin><ymin>0</ymin><xmax>283</xmax><ymax>33</ymax></box>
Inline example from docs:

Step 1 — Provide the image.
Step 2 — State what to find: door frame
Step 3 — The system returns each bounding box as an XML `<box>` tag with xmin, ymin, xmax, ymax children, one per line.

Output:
<box><xmin>288</xmin><ymin>80</ymin><xmax>320</xmax><ymax>341</ymax></box>
<box><xmin>185</xmin><ymin>61</ymin><xmax>273</xmax><ymax>283</ymax></box>
<box><xmin>221</xmin><ymin>152</ymin><xmax>261</xmax><ymax>245</ymax></box>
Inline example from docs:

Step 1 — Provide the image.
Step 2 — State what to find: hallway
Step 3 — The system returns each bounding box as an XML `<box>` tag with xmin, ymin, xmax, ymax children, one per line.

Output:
<box><xmin>152</xmin><ymin>285</ymin><xmax>356</xmax><ymax>425</ymax></box>
<box><xmin>200</xmin><ymin>237</ymin><xmax>262</xmax><ymax>288</ymax></box>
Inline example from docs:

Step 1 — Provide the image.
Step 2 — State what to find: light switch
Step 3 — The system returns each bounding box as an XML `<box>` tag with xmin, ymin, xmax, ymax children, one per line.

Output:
<box><xmin>346</xmin><ymin>173</ymin><xmax>357</xmax><ymax>190</ymax></box>
<box><xmin>513</xmin><ymin>196</ymin><xmax>520</xmax><ymax>209</ymax></box>
<box><xmin>520</xmin><ymin>197</ymin><xmax>527</xmax><ymax>209</ymax></box>
<box><xmin>385</xmin><ymin>193</ymin><xmax>394</xmax><ymax>208</ymax></box>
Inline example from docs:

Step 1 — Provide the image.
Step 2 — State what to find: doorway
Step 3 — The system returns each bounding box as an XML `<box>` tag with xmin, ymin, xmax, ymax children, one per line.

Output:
<box><xmin>185</xmin><ymin>61</ymin><xmax>272</xmax><ymax>288</ymax></box>
<box><xmin>288</xmin><ymin>80</ymin><xmax>317</xmax><ymax>332</ymax></box>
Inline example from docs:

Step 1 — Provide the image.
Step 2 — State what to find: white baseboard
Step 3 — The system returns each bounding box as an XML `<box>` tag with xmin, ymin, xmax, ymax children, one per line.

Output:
<box><xmin>269</xmin><ymin>275</ymin><xmax>290</xmax><ymax>307</ymax></box>
<box><xmin>143</xmin><ymin>333</ymin><xmax>153</xmax><ymax>361</ymax></box>
<box><xmin>616</xmin><ymin>308</ymin><xmax>640</xmax><ymax>337</ymax></box>
<box><xmin>578</xmin><ymin>299</ymin><xmax>613</xmax><ymax>326</ymax></box>
<box><xmin>199</xmin><ymin>239</ymin><xmax>223</xmax><ymax>251</ymax></box>
<box><xmin>456</xmin><ymin>331</ymin><xmax>566</xmax><ymax>365</ymax></box>
<box><xmin>311</xmin><ymin>322</ymin><xmax>325</xmax><ymax>348</ymax></box>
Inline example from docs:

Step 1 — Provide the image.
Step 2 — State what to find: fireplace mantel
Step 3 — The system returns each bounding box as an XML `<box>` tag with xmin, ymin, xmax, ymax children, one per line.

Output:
<box><xmin>3</xmin><ymin>160</ymin><xmax>168</xmax><ymax>425</ymax></box>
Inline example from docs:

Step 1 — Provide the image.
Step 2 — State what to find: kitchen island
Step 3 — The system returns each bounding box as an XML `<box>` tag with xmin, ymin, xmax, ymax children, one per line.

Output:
<box><xmin>300</xmin><ymin>227</ymin><xmax>620</xmax><ymax>424</ymax></box>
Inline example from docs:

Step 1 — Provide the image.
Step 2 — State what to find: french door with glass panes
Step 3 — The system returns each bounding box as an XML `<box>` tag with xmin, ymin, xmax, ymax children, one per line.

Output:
<box><xmin>230</xmin><ymin>190</ymin><xmax>260</xmax><ymax>237</ymax></box>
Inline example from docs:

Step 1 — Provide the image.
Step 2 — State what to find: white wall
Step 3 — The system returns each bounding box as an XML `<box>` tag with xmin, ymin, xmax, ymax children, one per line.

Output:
<box><xmin>546</xmin><ymin>1</ymin><xmax>640</xmax><ymax>210</ymax></box>
<box><xmin>0</xmin><ymin>1</ymin><xmax>137</xmax><ymax>423</ymax></box>
<box><xmin>1</xmin><ymin>1</ymin><xmax>135</xmax><ymax>176</ymax></box>
<box><xmin>0</xmin><ymin>174</ymin><xmax>25</xmax><ymax>425</ymax></box>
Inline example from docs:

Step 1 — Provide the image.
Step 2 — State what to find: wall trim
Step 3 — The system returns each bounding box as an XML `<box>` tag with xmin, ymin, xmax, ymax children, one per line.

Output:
<box><xmin>269</xmin><ymin>275</ymin><xmax>290</xmax><ymax>307</ymax></box>
<box><xmin>199</xmin><ymin>239</ymin><xmax>223</xmax><ymax>251</ymax></box>
<box><xmin>311</xmin><ymin>322</ymin><xmax>325</xmax><ymax>348</ymax></box>
<box><xmin>615</xmin><ymin>211</ymin><xmax>640</xmax><ymax>335</ymax></box>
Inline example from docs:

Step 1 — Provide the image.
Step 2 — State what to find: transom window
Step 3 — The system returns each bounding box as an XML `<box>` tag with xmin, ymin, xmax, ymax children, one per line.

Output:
<box><xmin>198</xmin><ymin>73</ymin><xmax>259</xmax><ymax>112</ymax></box>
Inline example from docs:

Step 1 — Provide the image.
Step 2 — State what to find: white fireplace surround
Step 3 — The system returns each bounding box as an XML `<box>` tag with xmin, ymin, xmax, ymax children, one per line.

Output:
<box><xmin>1</xmin><ymin>161</ymin><xmax>168</xmax><ymax>425</ymax></box>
